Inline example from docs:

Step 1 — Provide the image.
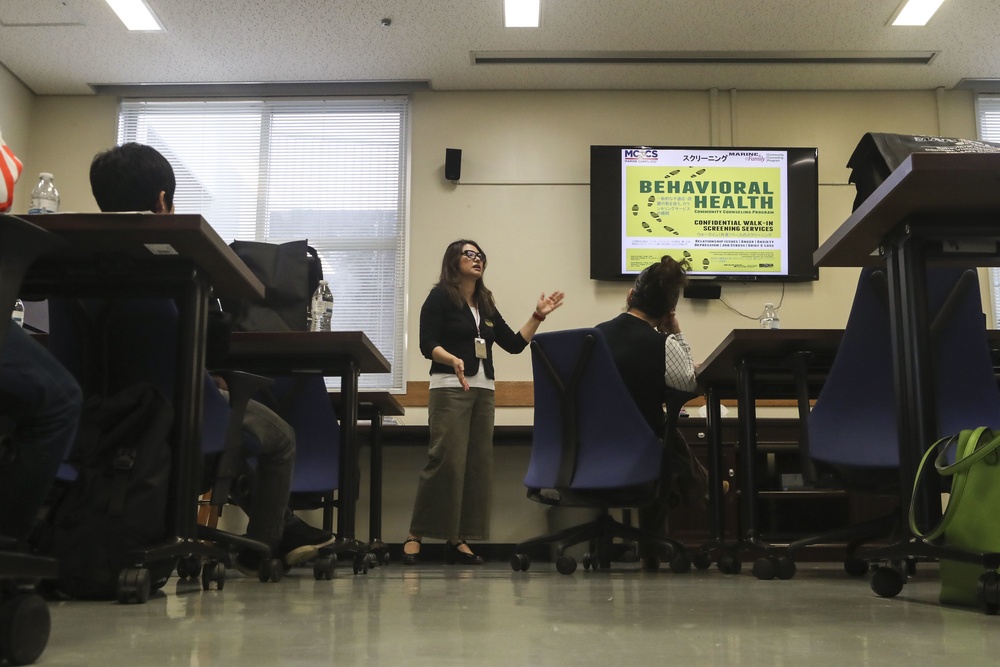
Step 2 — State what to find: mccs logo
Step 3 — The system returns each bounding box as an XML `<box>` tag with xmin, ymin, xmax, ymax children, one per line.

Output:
<box><xmin>624</xmin><ymin>149</ymin><xmax>658</xmax><ymax>159</ymax></box>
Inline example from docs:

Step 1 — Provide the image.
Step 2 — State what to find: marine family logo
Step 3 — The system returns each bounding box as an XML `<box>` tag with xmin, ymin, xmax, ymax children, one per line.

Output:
<box><xmin>624</xmin><ymin>148</ymin><xmax>658</xmax><ymax>162</ymax></box>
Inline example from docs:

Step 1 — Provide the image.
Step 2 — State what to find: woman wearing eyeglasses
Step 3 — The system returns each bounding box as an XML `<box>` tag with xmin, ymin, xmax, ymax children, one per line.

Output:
<box><xmin>402</xmin><ymin>239</ymin><xmax>564</xmax><ymax>565</ymax></box>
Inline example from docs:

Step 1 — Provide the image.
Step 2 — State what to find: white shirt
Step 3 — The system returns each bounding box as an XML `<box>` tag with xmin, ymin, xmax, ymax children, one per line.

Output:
<box><xmin>665</xmin><ymin>332</ymin><xmax>698</xmax><ymax>393</ymax></box>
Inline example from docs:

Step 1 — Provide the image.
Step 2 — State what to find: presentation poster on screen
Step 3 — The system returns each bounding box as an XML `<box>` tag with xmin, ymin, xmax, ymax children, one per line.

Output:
<box><xmin>621</xmin><ymin>148</ymin><xmax>789</xmax><ymax>276</ymax></box>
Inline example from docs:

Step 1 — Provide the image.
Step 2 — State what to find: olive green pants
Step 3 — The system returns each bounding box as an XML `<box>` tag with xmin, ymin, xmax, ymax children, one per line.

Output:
<box><xmin>409</xmin><ymin>387</ymin><xmax>495</xmax><ymax>541</ymax></box>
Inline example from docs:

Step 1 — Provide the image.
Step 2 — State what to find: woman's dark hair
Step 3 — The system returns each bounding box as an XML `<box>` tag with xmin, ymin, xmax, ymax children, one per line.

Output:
<box><xmin>437</xmin><ymin>239</ymin><xmax>495</xmax><ymax>316</ymax></box>
<box><xmin>626</xmin><ymin>255</ymin><xmax>690</xmax><ymax>318</ymax></box>
<box><xmin>90</xmin><ymin>142</ymin><xmax>176</xmax><ymax>213</ymax></box>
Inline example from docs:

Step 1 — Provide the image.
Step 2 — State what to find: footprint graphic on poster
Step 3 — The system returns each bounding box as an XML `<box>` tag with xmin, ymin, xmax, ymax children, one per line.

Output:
<box><xmin>641</xmin><ymin>221</ymin><xmax>652</xmax><ymax>233</ymax></box>
<box><xmin>690</xmin><ymin>169</ymin><xmax>706</xmax><ymax>177</ymax></box>
<box><xmin>663</xmin><ymin>226</ymin><xmax>678</xmax><ymax>236</ymax></box>
<box><xmin>702</xmin><ymin>258</ymin><xmax>710</xmax><ymax>268</ymax></box>
<box><xmin>682</xmin><ymin>250</ymin><xmax>692</xmax><ymax>259</ymax></box>
<box><xmin>664</xmin><ymin>169</ymin><xmax>680</xmax><ymax>178</ymax></box>
<box><xmin>631</xmin><ymin>204</ymin><xmax>639</xmax><ymax>216</ymax></box>
<box><xmin>647</xmin><ymin>195</ymin><xmax>655</xmax><ymax>206</ymax></box>
<box><xmin>650</xmin><ymin>211</ymin><xmax>661</xmax><ymax>222</ymax></box>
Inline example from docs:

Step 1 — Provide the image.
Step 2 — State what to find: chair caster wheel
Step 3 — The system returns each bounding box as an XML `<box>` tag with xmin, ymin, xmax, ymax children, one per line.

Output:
<box><xmin>691</xmin><ymin>552</ymin><xmax>712</xmax><ymax>570</ymax></box>
<box><xmin>775</xmin><ymin>556</ymin><xmax>796</xmax><ymax>580</ymax></box>
<box><xmin>669</xmin><ymin>552</ymin><xmax>692</xmax><ymax>574</ymax></box>
<box><xmin>510</xmin><ymin>553</ymin><xmax>530</xmax><ymax>572</ymax></box>
<box><xmin>259</xmin><ymin>557</ymin><xmax>283</xmax><ymax>583</ymax></box>
<box><xmin>582</xmin><ymin>553</ymin><xmax>593</xmax><ymax>570</ymax></box>
<box><xmin>177</xmin><ymin>555</ymin><xmax>202</xmax><ymax>579</ymax></box>
<box><xmin>870</xmin><ymin>565</ymin><xmax>905</xmax><ymax>598</ymax></box>
<box><xmin>353</xmin><ymin>554</ymin><xmax>369</xmax><ymax>574</ymax></box>
<box><xmin>314</xmin><ymin>556</ymin><xmax>336</xmax><ymax>581</ymax></box>
<box><xmin>753</xmin><ymin>557</ymin><xmax>776</xmax><ymax>580</ymax></box>
<box><xmin>0</xmin><ymin>592</ymin><xmax>50</xmax><ymax>666</ymax></box>
<box><xmin>556</xmin><ymin>555</ymin><xmax>577</xmax><ymax>575</ymax></box>
<box><xmin>978</xmin><ymin>571</ymin><xmax>1000</xmax><ymax>615</ymax></box>
<box><xmin>718</xmin><ymin>552</ymin><xmax>742</xmax><ymax>575</ymax></box>
<box><xmin>201</xmin><ymin>560</ymin><xmax>226</xmax><ymax>591</ymax></box>
<box><xmin>117</xmin><ymin>567</ymin><xmax>151</xmax><ymax>604</ymax></box>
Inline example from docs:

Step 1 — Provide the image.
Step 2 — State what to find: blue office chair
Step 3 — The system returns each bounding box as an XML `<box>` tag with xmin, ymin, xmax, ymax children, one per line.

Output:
<box><xmin>0</xmin><ymin>215</ymin><xmax>64</xmax><ymax>665</ymax></box>
<box><xmin>510</xmin><ymin>328</ymin><xmax>691</xmax><ymax>575</ymax></box>
<box><xmin>254</xmin><ymin>374</ymin><xmax>354</xmax><ymax>579</ymax></box>
<box><xmin>768</xmin><ymin>267</ymin><xmax>1000</xmax><ymax>579</ymax></box>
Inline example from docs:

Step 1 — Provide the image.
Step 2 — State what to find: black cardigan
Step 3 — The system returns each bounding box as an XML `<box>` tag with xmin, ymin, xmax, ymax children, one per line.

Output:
<box><xmin>419</xmin><ymin>285</ymin><xmax>527</xmax><ymax>380</ymax></box>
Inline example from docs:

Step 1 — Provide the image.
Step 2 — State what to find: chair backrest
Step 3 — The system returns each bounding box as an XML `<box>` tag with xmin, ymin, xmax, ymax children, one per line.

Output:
<box><xmin>808</xmin><ymin>267</ymin><xmax>1000</xmax><ymax>474</ymax></box>
<box><xmin>525</xmin><ymin>328</ymin><xmax>664</xmax><ymax>491</ymax></box>
<box><xmin>263</xmin><ymin>375</ymin><xmax>340</xmax><ymax>494</ymax></box>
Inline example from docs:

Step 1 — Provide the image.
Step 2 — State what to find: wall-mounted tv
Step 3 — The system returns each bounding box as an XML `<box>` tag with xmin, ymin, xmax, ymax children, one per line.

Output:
<box><xmin>590</xmin><ymin>145</ymin><xmax>819</xmax><ymax>282</ymax></box>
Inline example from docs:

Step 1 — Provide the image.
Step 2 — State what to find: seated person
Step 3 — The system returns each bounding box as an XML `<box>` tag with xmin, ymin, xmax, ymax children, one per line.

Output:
<box><xmin>0</xmin><ymin>132</ymin><xmax>83</xmax><ymax>545</ymax></box>
<box><xmin>86</xmin><ymin>142</ymin><xmax>333</xmax><ymax>571</ymax></box>
<box><xmin>595</xmin><ymin>256</ymin><xmax>706</xmax><ymax>547</ymax></box>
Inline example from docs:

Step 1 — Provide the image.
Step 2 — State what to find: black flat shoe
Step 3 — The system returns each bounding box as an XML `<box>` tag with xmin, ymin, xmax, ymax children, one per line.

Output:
<box><xmin>446</xmin><ymin>540</ymin><xmax>484</xmax><ymax>565</ymax></box>
<box><xmin>401</xmin><ymin>537</ymin><xmax>421</xmax><ymax>565</ymax></box>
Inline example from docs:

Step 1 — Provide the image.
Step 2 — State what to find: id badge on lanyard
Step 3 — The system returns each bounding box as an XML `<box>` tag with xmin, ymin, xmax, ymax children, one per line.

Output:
<box><xmin>474</xmin><ymin>337</ymin><xmax>487</xmax><ymax>359</ymax></box>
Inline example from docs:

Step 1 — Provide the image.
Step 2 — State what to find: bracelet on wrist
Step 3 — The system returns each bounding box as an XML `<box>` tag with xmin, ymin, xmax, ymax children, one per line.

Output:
<box><xmin>532</xmin><ymin>310</ymin><xmax>546</xmax><ymax>322</ymax></box>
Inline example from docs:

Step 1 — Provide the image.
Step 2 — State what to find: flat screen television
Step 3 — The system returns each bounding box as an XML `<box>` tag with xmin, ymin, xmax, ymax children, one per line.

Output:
<box><xmin>590</xmin><ymin>145</ymin><xmax>819</xmax><ymax>282</ymax></box>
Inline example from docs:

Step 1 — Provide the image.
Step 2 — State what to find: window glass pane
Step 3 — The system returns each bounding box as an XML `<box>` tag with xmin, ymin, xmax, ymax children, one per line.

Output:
<box><xmin>118</xmin><ymin>98</ymin><xmax>408</xmax><ymax>390</ymax></box>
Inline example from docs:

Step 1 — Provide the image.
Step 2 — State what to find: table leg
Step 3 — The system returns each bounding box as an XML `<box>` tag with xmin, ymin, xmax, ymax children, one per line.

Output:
<box><xmin>368</xmin><ymin>407</ymin><xmax>387</xmax><ymax>558</ymax></box>
<box><xmin>337</xmin><ymin>358</ymin><xmax>360</xmax><ymax>542</ymax></box>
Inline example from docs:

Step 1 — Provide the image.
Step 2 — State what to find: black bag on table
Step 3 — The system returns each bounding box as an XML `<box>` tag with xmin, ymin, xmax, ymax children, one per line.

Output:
<box><xmin>847</xmin><ymin>132</ymin><xmax>1000</xmax><ymax>211</ymax></box>
<box><xmin>42</xmin><ymin>382</ymin><xmax>174</xmax><ymax>599</ymax></box>
<box><xmin>220</xmin><ymin>240</ymin><xmax>322</xmax><ymax>332</ymax></box>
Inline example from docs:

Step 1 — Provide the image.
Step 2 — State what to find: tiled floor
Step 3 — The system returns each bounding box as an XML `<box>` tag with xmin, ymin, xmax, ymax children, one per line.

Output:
<box><xmin>37</xmin><ymin>559</ymin><xmax>999</xmax><ymax>666</ymax></box>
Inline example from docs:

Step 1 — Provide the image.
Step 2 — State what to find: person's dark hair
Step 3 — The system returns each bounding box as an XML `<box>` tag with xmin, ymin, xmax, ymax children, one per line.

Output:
<box><xmin>626</xmin><ymin>255</ymin><xmax>690</xmax><ymax>318</ymax></box>
<box><xmin>436</xmin><ymin>239</ymin><xmax>495</xmax><ymax>317</ymax></box>
<box><xmin>90</xmin><ymin>142</ymin><xmax>175</xmax><ymax>213</ymax></box>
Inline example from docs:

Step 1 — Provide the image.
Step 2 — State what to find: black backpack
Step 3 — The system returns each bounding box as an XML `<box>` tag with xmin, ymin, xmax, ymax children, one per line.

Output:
<box><xmin>43</xmin><ymin>382</ymin><xmax>175</xmax><ymax>599</ymax></box>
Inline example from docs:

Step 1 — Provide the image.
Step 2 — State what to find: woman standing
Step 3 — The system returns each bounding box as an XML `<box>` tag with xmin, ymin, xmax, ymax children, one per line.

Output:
<box><xmin>403</xmin><ymin>240</ymin><xmax>564</xmax><ymax>564</ymax></box>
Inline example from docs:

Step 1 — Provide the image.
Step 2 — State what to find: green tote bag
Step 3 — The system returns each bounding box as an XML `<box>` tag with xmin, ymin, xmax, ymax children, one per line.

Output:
<box><xmin>910</xmin><ymin>427</ymin><xmax>1000</xmax><ymax>610</ymax></box>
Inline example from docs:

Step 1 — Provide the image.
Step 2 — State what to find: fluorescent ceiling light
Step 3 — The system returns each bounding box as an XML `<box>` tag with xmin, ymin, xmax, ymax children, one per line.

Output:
<box><xmin>105</xmin><ymin>0</ymin><xmax>164</xmax><ymax>31</ymax></box>
<box><xmin>504</xmin><ymin>0</ymin><xmax>540</xmax><ymax>28</ymax></box>
<box><xmin>891</xmin><ymin>0</ymin><xmax>947</xmax><ymax>26</ymax></box>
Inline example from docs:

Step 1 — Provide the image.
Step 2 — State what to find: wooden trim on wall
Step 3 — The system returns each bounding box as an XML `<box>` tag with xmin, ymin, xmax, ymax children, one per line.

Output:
<box><xmin>397</xmin><ymin>381</ymin><xmax>807</xmax><ymax>409</ymax></box>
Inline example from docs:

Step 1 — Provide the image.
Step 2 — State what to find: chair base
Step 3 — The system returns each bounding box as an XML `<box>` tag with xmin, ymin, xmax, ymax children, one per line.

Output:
<box><xmin>511</xmin><ymin>510</ymin><xmax>689</xmax><ymax>574</ymax></box>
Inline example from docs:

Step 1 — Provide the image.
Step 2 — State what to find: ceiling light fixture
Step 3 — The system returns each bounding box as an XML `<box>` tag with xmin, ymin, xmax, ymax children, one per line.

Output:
<box><xmin>504</xmin><ymin>0</ymin><xmax>540</xmax><ymax>28</ymax></box>
<box><xmin>105</xmin><ymin>0</ymin><xmax>164</xmax><ymax>31</ymax></box>
<box><xmin>890</xmin><ymin>0</ymin><xmax>947</xmax><ymax>26</ymax></box>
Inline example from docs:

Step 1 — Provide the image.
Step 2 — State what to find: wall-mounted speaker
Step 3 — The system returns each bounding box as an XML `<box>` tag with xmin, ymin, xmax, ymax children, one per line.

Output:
<box><xmin>683</xmin><ymin>282</ymin><xmax>722</xmax><ymax>300</ymax></box>
<box><xmin>445</xmin><ymin>148</ymin><xmax>462</xmax><ymax>182</ymax></box>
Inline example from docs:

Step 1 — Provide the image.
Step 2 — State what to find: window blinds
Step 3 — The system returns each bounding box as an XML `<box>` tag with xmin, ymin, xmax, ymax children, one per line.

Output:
<box><xmin>118</xmin><ymin>98</ymin><xmax>409</xmax><ymax>390</ymax></box>
<box><xmin>977</xmin><ymin>95</ymin><xmax>1000</xmax><ymax>327</ymax></box>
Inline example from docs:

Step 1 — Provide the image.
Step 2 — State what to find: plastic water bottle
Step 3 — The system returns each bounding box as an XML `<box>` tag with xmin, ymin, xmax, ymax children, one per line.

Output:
<box><xmin>11</xmin><ymin>299</ymin><xmax>24</xmax><ymax>327</ymax></box>
<box><xmin>310</xmin><ymin>280</ymin><xmax>334</xmax><ymax>332</ymax></box>
<box><xmin>760</xmin><ymin>303</ymin><xmax>780</xmax><ymax>330</ymax></box>
<box><xmin>28</xmin><ymin>173</ymin><xmax>59</xmax><ymax>214</ymax></box>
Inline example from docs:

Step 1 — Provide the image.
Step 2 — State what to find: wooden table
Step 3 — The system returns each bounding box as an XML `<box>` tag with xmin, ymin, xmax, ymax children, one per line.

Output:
<box><xmin>220</xmin><ymin>332</ymin><xmax>391</xmax><ymax>548</ymax></box>
<box><xmin>696</xmin><ymin>329</ymin><xmax>843</xmax><ymax>570</ymax></box>
<box><xmin>20</xmin><ymin>213</ymin><xmax>263</xmax><ymax>590</ymax></box>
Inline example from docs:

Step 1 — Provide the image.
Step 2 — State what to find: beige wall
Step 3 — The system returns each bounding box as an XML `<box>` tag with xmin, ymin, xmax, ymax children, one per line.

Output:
<box><xmin>405</xmin><ymin>87</ymin><xmax>977</xmax><ymax>423</ymax></box>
